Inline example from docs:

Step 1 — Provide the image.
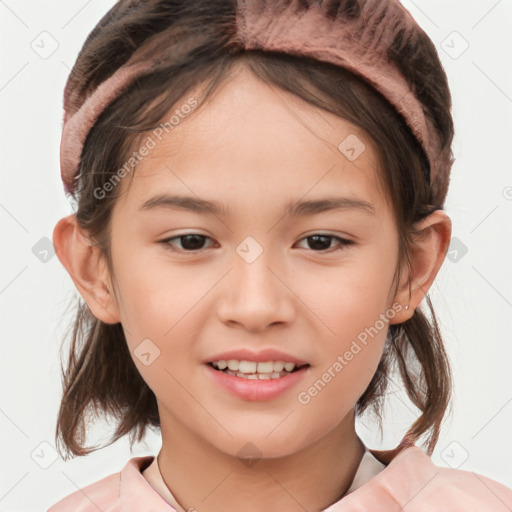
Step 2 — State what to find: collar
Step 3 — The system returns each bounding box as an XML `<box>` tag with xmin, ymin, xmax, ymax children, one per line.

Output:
<box><xmin>118</xmin><ymin>444</ymin><xmax>429</xmax><ymax>512</ymax></box>
<box><xmin>118</xmin><ymin>443</ymin><xmax>512</xmax><ymax>511</ymax></box>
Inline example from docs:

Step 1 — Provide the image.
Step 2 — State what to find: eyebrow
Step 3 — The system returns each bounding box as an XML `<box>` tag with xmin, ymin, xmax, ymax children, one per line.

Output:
<box><xmin>138</xmin><ymin>194</ymin><xmax>375</xmax><ymax>217</ymax></box>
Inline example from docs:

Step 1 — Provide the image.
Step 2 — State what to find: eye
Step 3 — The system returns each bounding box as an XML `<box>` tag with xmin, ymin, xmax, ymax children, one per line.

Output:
<box><xmin>159</xmin><ymin>233</ymin><xmax>215</xmax><ymax>252</ymax></box>
<box><xmin>295</xmin><ymin>233</ymin><xmax>354</xmax><ymax>252</ymax></box>
<box><xmin>159</xmin><ymin>232</ymin><xmax>354</xmax><ymax>254</ymax></box>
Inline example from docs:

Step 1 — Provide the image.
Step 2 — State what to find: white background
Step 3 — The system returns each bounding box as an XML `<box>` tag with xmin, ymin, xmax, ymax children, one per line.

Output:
<box><xmin>0</xmin><ymin>1</ymin><xmax>511</xmax><ymax>510</ymax></box>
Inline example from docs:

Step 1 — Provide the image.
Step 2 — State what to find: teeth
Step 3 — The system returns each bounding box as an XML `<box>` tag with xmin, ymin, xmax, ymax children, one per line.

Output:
<box><xmin>239</xmin><ymin>361</ymin><xmax>257</xmax><ymax>373</ymax></box>
<box><xmin>257</xmin><ymin>361</ymin><xmax>274</xmax><ymax>373</ymax></box>
<box><xmin>213</xmin><ymin>359</ymin><xmax>298</xmax><ymax>374</ymax></box>
<box><xmin>227</xmin><ymin>360</ymin><xmax>240</xmax><ymax>371</ymax></box>
<box><xmin>273</xmin><ymin>361</ymin><xmax>285</xmax><ymax>372</ymax></box>
<box><xmin>224</xmin><ymin>369</ymin><xmax>293</xmax><ymax>380</ymax></box>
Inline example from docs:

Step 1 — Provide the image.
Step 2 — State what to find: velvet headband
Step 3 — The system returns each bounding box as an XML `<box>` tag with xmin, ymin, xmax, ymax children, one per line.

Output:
<box><xmin>60</xmin><ymin>0</ymin><xmax>453</xmax><ymax>203</ymax></box>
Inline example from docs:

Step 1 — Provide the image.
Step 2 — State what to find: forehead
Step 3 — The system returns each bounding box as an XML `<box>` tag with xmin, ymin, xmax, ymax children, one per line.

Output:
<box><xmin>116</xmin><ymin>67</ymin><xmax>387</xmax><ymax>214</ymax></box>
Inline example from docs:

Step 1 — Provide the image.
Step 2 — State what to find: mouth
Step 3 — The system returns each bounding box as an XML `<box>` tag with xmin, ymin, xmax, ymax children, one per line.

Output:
<box><xmin>204</xmin><ymin>357</ymin><xmax>311</xmax><ymax>400</ymax></box>
<box><xmin>207</xmin><ymin>360</ymin><xmax>310</xmax><ymax>380</ymax></box>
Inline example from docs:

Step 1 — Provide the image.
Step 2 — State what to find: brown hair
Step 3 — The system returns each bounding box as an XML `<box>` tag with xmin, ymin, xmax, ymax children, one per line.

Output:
<box><xmin>55</xmin><ymin>0</ymin><xmax>454</xmax><ymax>459</ymax></box>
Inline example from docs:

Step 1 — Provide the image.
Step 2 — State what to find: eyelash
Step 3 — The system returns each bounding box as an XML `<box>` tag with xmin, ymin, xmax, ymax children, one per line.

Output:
<box><xmin>158</xmin><ymin>233</ymin><xmax>355</xmax><ymax>254</ymax></box>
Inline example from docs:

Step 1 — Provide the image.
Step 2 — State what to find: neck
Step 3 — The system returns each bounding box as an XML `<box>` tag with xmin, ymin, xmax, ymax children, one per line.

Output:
<box><xmin>156</xmin><ymin>408</ymin><xmax>365</xmax><ymax>512</ymax></box>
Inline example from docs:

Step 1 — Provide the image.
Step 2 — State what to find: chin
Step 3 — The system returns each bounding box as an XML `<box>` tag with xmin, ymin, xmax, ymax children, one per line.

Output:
<box><xmin>208</xmin><ymin>423</ymin><xmax>322</xmax><ymax>462</ymax></box>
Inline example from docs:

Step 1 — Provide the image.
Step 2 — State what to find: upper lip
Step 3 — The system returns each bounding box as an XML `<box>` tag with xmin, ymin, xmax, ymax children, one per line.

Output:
<box><xmin>203</xmin><ymin>348</ymin><xmax>309</xmax><ymax>366</ymax></box>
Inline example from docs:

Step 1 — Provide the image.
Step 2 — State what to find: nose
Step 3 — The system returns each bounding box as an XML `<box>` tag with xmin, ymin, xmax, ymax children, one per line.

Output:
<box><xmin>216</xmin><ymin>250</ymin><xmax>296</xmax><ymax>332</ymax></box>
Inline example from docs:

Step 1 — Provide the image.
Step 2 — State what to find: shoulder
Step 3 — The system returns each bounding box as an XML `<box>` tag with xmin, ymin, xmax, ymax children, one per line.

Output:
<box><xmin>368</xmin><ymin>445</ymin><xmax>512</xmax><ymax>511</ymax></box>
<box><xmin>47</xmin><ymin>456</ymin><xmax>166</xmax><ymax>512</ymax></box>
<box><xmin>47</xmin><ymin>469</ymin><xmax>122</xmax><ymax>512</ymax></box>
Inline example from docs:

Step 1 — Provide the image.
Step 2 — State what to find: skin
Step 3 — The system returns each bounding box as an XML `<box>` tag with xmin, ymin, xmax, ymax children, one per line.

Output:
<box><xmin>53</xmin><ymin>64</ymin><xmax>451</xmax><ymax>511</ymax></box>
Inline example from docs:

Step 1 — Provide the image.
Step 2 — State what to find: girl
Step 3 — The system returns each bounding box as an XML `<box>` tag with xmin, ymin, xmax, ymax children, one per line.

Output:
<box><xmin>49</xmin><ymin>0</ymin><xmax>512</xmax><ymax>510</ymax></box>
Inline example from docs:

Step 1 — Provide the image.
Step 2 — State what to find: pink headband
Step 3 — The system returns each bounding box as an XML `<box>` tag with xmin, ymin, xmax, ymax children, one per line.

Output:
<box><xmin>60</xmin><ymin>0</ymin><xmax>453</xmax><ymax>202</ymax></box>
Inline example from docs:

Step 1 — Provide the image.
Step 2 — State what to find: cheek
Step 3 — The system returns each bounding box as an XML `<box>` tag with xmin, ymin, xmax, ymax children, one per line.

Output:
<box><xmin>114</xmin><ymin>254</ymin><xmax>206</xmax><ymax>390</ymax></box>
<box><xmin>297</xmin><ymin>248</ymin><xmax>397</xmax><ymax>341</ymax></box>
<box><xmin>294</xmin><ymin>288</ymin><xmax>392</xmax><ymax>439</ymax></box>
<box><xmin>112</xmin><ymin>247</ymin><xmax>193</xmax><ymax>336</ymax></box>
<box><xmin>293</xmin><ymin>245</ymin><xmax>397</xmax><ymax>409</ymax></box>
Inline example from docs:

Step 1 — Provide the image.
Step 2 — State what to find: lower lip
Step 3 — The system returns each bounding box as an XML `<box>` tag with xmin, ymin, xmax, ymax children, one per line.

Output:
<box><xmin>204</xmin><ymin>364</ymin><xmax>309</xmax><ymax>401</ymax></box>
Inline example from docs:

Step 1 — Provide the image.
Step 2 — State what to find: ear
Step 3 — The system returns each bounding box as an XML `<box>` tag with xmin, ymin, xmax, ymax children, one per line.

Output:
<box><xmin>389</xmin><ymin>209</ymin><xmax>452</xmax><ymax>324</ymax></box>
<box><xmin>52</xmin><ymin>214</ymin><xmax>121</xmax><ymax>324</ymax></box>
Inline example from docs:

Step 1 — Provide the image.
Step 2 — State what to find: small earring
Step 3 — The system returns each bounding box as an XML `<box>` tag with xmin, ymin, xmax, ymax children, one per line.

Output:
<box><xmin>405</xmin><ymin>304</ymin><xmax>410</xmax><ymax>310</ymax></box>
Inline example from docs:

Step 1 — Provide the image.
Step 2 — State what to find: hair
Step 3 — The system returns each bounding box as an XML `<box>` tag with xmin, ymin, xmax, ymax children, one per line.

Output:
<box><xmin>55</xmin><ymin>0</ymin><xmax>455</xmax><ymax>460</ymax></box>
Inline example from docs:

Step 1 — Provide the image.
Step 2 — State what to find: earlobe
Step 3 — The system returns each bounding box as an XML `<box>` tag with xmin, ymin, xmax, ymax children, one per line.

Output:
<box><xmin>52</xmin><ymin>214</ymin><xmax>121</xmax><ymax>325</ymax></box>
<box><xmin>389</xmin><ymin>210</ymin><xmax>452</xmax><ymax>324</ymax></box>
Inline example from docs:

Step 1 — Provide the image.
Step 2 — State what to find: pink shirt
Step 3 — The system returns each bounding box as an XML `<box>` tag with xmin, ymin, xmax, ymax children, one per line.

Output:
<box><xmin>47</xmin><ymin>445</ymin><xmax>512</xmax><ymax>511</ymax></box>
<box><xmin>140</xmin><ymin>446</ymin><xmax>387</xmax><ymax>511</ymax></box>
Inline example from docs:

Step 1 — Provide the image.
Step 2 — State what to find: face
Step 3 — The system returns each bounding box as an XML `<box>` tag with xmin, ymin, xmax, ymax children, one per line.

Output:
<box><xmin>106</xmin><ymin>65</ymin><xmax>403</xmax><ymax>458</ymax></box>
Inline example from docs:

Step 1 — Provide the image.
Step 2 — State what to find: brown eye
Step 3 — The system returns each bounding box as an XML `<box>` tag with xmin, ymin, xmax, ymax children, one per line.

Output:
<box><xmin>160</xmin><ymin>233</ymin><xmax>214</xmax><ymax>252</ymax></box>
<box><xmin>296</xmin><ymin>234</ymin><xmax>354</xmax><ymax>252</ymax></box>
<box><xmin>159</xmin><ymin>232</ymin><xmax>354</xmax><ymax>254</ymax></box>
